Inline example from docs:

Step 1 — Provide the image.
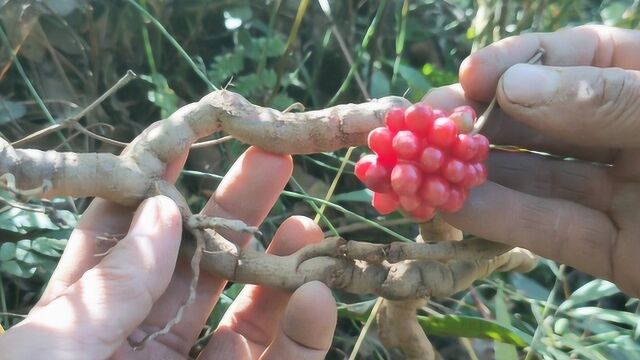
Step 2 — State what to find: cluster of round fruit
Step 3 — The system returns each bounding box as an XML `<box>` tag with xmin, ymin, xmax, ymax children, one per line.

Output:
<box><xmin>354</xmin><ymin>104</ymin><xmax>490</xmax><ymax>221</ymax></box>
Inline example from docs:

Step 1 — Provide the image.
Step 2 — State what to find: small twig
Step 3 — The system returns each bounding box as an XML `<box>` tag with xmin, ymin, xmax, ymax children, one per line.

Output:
<box><xmin>282</xmin><ymin>102</ymin><xmax>305</xmax><ymax>113</ymax></box>
<box><xmin>55</xmin><ymin>123</ymin><xmax>116</xmax><ymax>150</ymax></box>
<box><xmin>12</xmin><ymin>70</ymin><xmax>138</xmax><ymax>147</ymax></box>
<box><xmin>470</xmin><ymin>48</ymin><xmax>545</xmax><ymax>135</ymax></box>
<box><xmin>190</xmin><ymin>135</ymin><xmax>234</xmax><ymax>149</ymax></box>
<box><xmin>0</xmin><ymin>196</ymin><xmax>47</xmax><ymax>213</ymax></box>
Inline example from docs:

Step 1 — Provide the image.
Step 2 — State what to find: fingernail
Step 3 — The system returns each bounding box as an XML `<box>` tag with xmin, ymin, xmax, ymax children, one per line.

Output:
<box><xmin>129</xmin><ymin>196</ymin><xmax>162</xmax><ymax>236</ymax></box>
<box><xmin>501</xmin><ymin>64</ymin><xmax>559</xmax><ymax>105</ymax></box>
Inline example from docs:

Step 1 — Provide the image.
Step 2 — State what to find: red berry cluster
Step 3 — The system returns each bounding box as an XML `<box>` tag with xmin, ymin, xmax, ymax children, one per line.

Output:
<box><xmin>354</xmin><ymin>104</ymin><xmax>489</xmax><ymax>221</ymax></box>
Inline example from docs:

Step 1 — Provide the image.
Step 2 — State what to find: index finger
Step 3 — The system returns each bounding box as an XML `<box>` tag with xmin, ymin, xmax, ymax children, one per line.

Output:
<box><xmin>441</xmin><ymin>182</ymin><xmax>618</xmax><ymax>283</ymax></box>
<box><xmin>461</xmin><ymin>25</ymin><xmax>640</xmax><ymax>101</ymax></box>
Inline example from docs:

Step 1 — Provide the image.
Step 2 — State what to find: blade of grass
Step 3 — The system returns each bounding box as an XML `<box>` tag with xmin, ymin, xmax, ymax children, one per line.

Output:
<box><xmin>313</xmin><ymin>146</ymin><xmax>354</xmax><ymax>224</ymax></box>
<box><xmin>289</xmin><ymin>176</ymin><xmax>340</xmax><ymax>236</ymax></box>
<box><xmin>348</xmin><ymin>297</ymin><xmax>384</xmax><ymax>360</ymax></box>
<box><xmin>127</xmin><ymin>0</ymin><xmax>217</xmax><ymax>91</ymax></box>
<box><xmin>328</xmin><ymin>0</ymin><xmax>388</xmax><ymax>106</ymax></box>
<box><xmin>0</xmin><ymin>274</ymin><xmax>7</xmax><ymax>330</ymax></box>
<box><xmin>0</xmin><ymin>25</ymin><xmax>69</xmax><ymax>149</ymax></box>
<box><xmin>391</xmin><ymin>0</ymin><xmax>409</xmax><ymax>85</ymax></box>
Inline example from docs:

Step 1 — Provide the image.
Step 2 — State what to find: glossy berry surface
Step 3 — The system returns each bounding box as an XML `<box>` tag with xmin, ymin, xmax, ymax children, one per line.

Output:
<box><xmin>355</xmin><ymin>104</ymin><xmax>489</xmax><ymax>221</ymax></box>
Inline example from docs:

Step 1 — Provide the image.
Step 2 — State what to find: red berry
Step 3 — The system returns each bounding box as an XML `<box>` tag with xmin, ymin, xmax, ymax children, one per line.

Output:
<box><xmin>449</xmin><ymin>105</ymin><xmax>476</xmax><ymax>133</ymax></box>
<box><xmin>452</xmin><ymin>134</ymin><xmax>478</xmax><ymax>161</ymax></box>
<box><xmin>459</xmin><ymin>163</ymin><xmax>478</xmax><ymax>188</ymax></box>
<box><xmin>354</xmin><ymin>154</ymin><xmax>377</xmax><ymax>182</ymax></box>
<box><xmin>392</xmin><ymin>130</ymin><xmax>421</xmax><ymax>160</ymax></box>
<box><xmin>372</xmin><ymin>192</ymin><xmax>399</xmax><ymax>214</ymax></box>
<box><xmin>385</xmin><ymin>107</ymin><xmax>406</xmax><ymax>132</ymax></box>
<box><xmin>363</xmin><ymin>160</ymin><xmax>393</xmax><ymax>193</ymax></box>
<box><xmin>428</xmin><ymin>117</ymin><xmax>458</xmax><ymax>148</ymax></box>
<box><xmin>419</xmin><ymin>146</ymin><xmax>445</xmax><ymax>173</ymax></box>
<box><xmin>409</xmin><ymin>203</ymin><xmax>436</xmax><ymax>221</ymax></box>
<box><xmin>391</xmin><ymin>163</ymin><xmax>423</xmax><ymax>195</ymax></box>
<box><xmin>473</xmin><ymin>162</ymin><xmax>488</xmax><ymax>186</ymax></box>
<box><xmin>404</xmin><ymin>103</ymin><xmax>434</xmax><ymax>135</ymax></box>
<box><xmin>361</xmin><ymin>104</ymin><xmax>489</xmax><ymax>220</ymax></box>
<box><xmin>453</xmin><ymin>105</ymin><xmax>476</xmax><ymax>119</ymax></box>
<box><xmin>442</xmin><ymin>158</ymin><xmax>465</xmax><ymax>183</ymax></box>
<box><xmin>472</xmin><ymin>134</ymin><xmax>490</xmax><ymax>162</ymax></box>
<box><xmin>432</xmin><ymin>109</ymin><xmax>448</xmax><ymax>118</ymax></box>
<box><xmin>399</xmin><ymin>195</ymin><xmax>421</xmax><ymax>212</ymax></box>
<box><xmin>440</xmin><ymin>187</ymin><xmax>467</xmax><ymax>213</ymax></box>
<box><xmin>368</xmin><ymin>127</ymin><xmax>395</xmax><ymax>159</ymax></box>
<box><xmin>419</xmin><ymin>176</ymin><xmax>451</xmax><ymax>207</ymax></box>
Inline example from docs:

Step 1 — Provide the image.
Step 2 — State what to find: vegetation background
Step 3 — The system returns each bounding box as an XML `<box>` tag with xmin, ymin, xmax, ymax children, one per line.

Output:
<box><xmin>0</xmin><ymin>0</ymin><xmax>638</xmax><ymax>359</ymax></box>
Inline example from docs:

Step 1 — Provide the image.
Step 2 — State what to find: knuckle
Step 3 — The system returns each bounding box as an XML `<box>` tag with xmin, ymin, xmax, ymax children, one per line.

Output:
<box><xmin>597</xmin><ymin>68</ymin><xmax>640</xmax><ymax>118</ymax></box>
<box><xmin>586</xmin><ymin>68</ymin><xmax>640</xmax><ymax>142</ymax></box>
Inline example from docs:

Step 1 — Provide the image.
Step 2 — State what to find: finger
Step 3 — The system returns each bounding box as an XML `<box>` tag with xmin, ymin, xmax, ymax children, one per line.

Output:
<box><xmin>16</xmin><ymin>196</ymin><xmax>182</xmax><ymax>358</ymax></box>
<box><xmin>129</xmin><ymin>147</ymin><xmax>293</xmax><ymax>354</ymax></box>
<box><xmin>497</xmin><ymin>64</ymin><xmax>640</xmax><ymax>147</ymax></box>
<box><xmin>460</xmin><ymin>25</ymin><xmax>640</xmax><ymax>101</ymax></box>
<box><xmin>259</xmin><ymin>281</ymin><xmax>336</xmax><ymax>360</ymax></box>
<box><xmin>36</xmin><ymin>140</ymin><xmax>189</xmax><ymax>307</ymax></box>
<box><xmin>202</xmin><ymin>216</ymin><xmax>325</xmax><ymax>359</ymax></box>
<box><xmin>440</xmin><ymin>182</ymin><xmax>618</xmax><ymax>283</ymax></box>
<box><xmin>422</xmin><ymin>85</ymin><xmax>615</xmax><ymax>163</ymax></box>
<box><xmin>487</xmin><ymin>151</ymin><xmax>613</xmax><ymax>211</ymax></box>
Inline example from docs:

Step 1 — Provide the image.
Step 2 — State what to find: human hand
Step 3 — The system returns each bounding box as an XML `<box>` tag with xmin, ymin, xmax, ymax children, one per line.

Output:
<box><xmin>423</xmin><ymin>25</ymin><xmax>640</xmax><ymax>296</ymax></box>
<box><xmin>0</xmin><ymin>146</ymin><xmax>337</xmax><ymax>359</ymax></box>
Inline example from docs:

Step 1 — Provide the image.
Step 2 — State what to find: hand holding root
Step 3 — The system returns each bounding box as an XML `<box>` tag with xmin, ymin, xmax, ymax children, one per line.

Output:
<box><xmin>0</xmin><ymin>90</ymin><xmax>537</xmax><ymax>357</ymax></box>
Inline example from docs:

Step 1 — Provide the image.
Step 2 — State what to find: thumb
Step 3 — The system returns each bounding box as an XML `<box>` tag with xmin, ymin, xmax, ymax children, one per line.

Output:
<box><xmin>11</xmin><ymin>196</ymin><xmax>182</xmax><ymax>359</ymax></box>
<box><xmin>496</xmin><ymin>63</ymin><xmax>640</xmax><ymax>147</ymax></box>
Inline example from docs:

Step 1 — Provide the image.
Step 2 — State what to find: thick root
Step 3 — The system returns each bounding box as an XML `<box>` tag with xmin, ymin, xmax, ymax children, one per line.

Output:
<box><xmin>2</xmin><ymin>91</ymin><xmax>408</xmax><ymax>206</ymax></box>
<box><xmin>377</xmin><ymin>299</ymin><xmax>436</xmax><ymax>360</ymax></box>
<box><xmin>178</xmin><ymin>227</ymin><xmax>538</xmax><ymax>300</ymax></box>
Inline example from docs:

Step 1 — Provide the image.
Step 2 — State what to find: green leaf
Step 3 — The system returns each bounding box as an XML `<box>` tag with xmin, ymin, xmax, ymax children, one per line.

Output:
<box><xmin>261</xmin><ymin>69</ymin><xmax>277</xmax><ymax>88</ymax></box>
<box><xmin>421</xmin><ymin>63</ymin><xmax>458</xmax><ymax>87</ymax></box>
<box><xmin>510</xmin><ymin>272</ymin><xmax>550</xmax><ymax>301</ymax></box>
<box><xmin>567</xmin><ymin>307</ymin><xmax>640</xmax><ymax>327</ymax></box>
<box><xmin>331</xmin><ymin>189</ymin><xmax>373</xmax><ymax>203</ymax></box>
<box><xmin>337</xmin><ymin>299</ymin><xmax>377</xmax><ymax>319</ymax></box>
<box><xmin>0</xmin><ymin>242</ymin><xmax>16</xmax><ymax>261</ymax></box>
<box><xmin>140</xmin><ymin>73</ymin><xmax>178</xmax><ymax>118</ymax></box>
<box><xmin>0</xmin><ymin>260</ymin><xmax>36</xmax><ymax>278</ymax></box>
<box><xmin>208</xmin><ymin>283</ymin><xmax>245</xmax><ymax>328</ymax></box>
<box><xmin>395</xmin><ymin>63</ymin><xmax>431</xmax><ymax>97</ymax></box>
<box><xmin>209</xmin><ymin>51</ymin><xmax>245</xmax><ymax>85</ymax></box>
<box><xmin>558</xmin><ymin>279</ymin><xmax>620</xmax><ymax>312</ymax></box>
<box><xmin>0</xmin><ymin>208</ymin><xmax>60</xmax><ymax>234</ymax></box>
<box><xmin>234</xmin><ymin>74</ymin><xmax>262</xmax><ymax>96</ymax></box>
<box><xmin>262</xmin><ymin>36</ymin><xmax>286</xmax><ymax>58</ymax></box>
<box><xmin>601</xmin><ymin>2</ymin><xmax>627</xmax><ymax>26</ymax></box>
<box><xmin>31</xmin><ymin>237</ymin><xmax>64</xmax><ymax>257</ymax></box>
<box><xmin>370</xmin><ymin>67</ymin><xmax>390</xmax><ymax>98</ymax></box>
<box><xmin>338</xmin><ymin>300</ymin><xmax>530</xmax><ymax>347</ymax></box>
<box><xmin>417</xmin><ymin>315</ymin><xmax>531</xmax><ymax>347</ymax></box>
<box><xmin>495</xmin><ymin>286</ymin><xmax>519</xmax><ymax>359</ymax></box>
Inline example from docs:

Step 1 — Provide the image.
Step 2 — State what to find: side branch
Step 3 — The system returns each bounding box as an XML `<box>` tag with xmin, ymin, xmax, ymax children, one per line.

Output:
<box><xmin>182</xmin><ymin>230</ymin><xmax>539</xmax><ymax>300</ymax></box>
